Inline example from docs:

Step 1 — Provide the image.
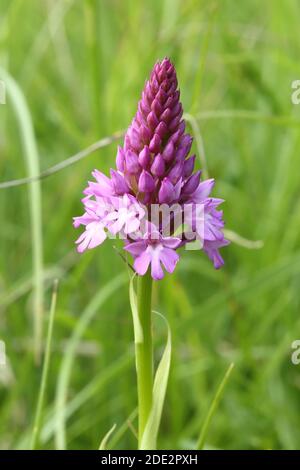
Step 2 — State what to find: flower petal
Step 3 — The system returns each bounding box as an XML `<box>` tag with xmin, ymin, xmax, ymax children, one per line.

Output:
<box><xmin>134</xmin><ymin>250</ymin><xmax>151</xmax><ymax>275</ymax></box>
<box><xmin>159</xmin><ymin>247</ymin><xmax>179</xmax><ymax>274</ymax></box>
<box><xmin>150</xmin><ymin>246</ymin><xmax>164</xmax><ymax>280</ymax></box>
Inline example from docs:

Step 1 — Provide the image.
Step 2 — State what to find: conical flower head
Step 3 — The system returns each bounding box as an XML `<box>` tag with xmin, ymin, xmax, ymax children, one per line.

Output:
<box><xmin>119</xmin><ymin>58</ymin><xmax>189</xmax><ymax>204</ymax></box>
<box><xmin>73</xmin><ymin>58</ymin><xmax>229</xmax><ymax>279</ymax></box>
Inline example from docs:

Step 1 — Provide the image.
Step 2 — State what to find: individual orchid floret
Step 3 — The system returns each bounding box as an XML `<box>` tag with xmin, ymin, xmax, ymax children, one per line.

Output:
<box><xmin>73</xmin><ymin>202</ymin><xmax>107</xmax><ymax>253</ymax></box>
<box><xmin>104</xmin><ymin>194</ymin><xmax>145</xmax><ymax>235</ymax></box>
<box><xmin>124</xmin><ymin>223</ymin><xmax>181</xmax><ymax>280</ymax></box>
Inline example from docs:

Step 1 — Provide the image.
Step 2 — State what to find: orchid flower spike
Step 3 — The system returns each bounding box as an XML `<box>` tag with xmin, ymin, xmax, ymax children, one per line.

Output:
<box><xmin>74</xmin><ymin>58</ymin><xmax>229</xmax><ymax>279</ymax></box>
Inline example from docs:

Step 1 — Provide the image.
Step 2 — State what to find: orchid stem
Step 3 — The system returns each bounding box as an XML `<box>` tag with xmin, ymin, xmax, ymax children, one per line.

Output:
<box><xmin>136</xmin><ymin>270</ymin><xmax>153</xmax><ymax>448</ymax></box>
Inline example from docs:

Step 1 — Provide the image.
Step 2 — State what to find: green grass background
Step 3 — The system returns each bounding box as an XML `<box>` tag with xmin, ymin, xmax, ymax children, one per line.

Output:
<box><xmin>1</xmin><ymin>0</ymin><xmax>300</xmax><ymax>450</ymax></box>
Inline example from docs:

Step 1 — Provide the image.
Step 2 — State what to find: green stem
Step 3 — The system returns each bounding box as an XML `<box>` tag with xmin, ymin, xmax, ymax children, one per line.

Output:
<box><xmin>136</xmin><ymin>271</ymin><xmax>153</xmax><ymax>448</ymax></box>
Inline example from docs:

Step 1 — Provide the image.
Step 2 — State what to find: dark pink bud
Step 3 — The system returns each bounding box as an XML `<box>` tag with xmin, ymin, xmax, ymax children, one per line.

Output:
<box><xmin>170</xmin><ymin>102</ymin><xmax>182</xmax><ymax>118</ymax></box>
<box><xmin>157</xmin><ymin>68</ymin><xmax>166</xmax><ymax>82</ymax></box>
<box><xmin>138</xmin><ymin>146</ymin><xmax>151</xmax><ymax>169</ymax></box>
<box><xmin>182</xmin><ymin>170</ymin><xmax>201</xmax><ymax>195</ymax></box>
<box><xmin>151</xmin><ymin>77</ymin><xmax>159</xmax><ymax>94</ymax></box>
<box><xmin>170</xmin><ymin>129</ymin><xmax>182</xmax><ymax>146</ymax></box>
<box><xmin>116</xmin><ymin>146</ymin><xmax>125</xmax><ymax>172</ymax></box>
<box><xmin>145</xmin><ymin>81</ymin><xmax>153</xmax><ymax>103</ymax></box>
<box><xmin>178</xmin><ymin>134</ymin><xmax>193</xmax><ymax>151</ymax></box>
<box><xmin>168</xmin><ymin>81</ymin><xmax>177</xmax><ymax>94</ymax></box>
<box><xmin>168</xmin><ymin>161</ymin><xmax>184</xmax><ymax>184</ymax></box>
<box><xmin>176</xmin><ymin>135</ymin><xmax>193</xmax><ymax>161</ymax></box>
<box><xmin>125</xmin><ymin>150</ymin><xmax>140</xmax><ymax>174</ymax></box>
<box><xmin>127</xmin><ymin>127</ymin><xmax>142</xmax><ymax>152</ymax></box>
<box><xmin>136</xmin><ymin>109</ymin><xmax>146</xmax><ymax>127</ymax></box>
<box><xmin>173</xmin><ymin>90</ymin><xmax>180</xmax><ymax>102</ymax></box>
<box><xmin>140</xmin><ymin>124</ymin><xmax>151</xmax><ymax>143</ymax></box>
<box><xmin>158</xmin><ymin>178</ymin><xmax>175</xmax><ymax>204</ymax></box>
<box><xmin>164</xmin><ymin>96</ymin><xmax>173</xmax><ymax>109</ymax></box>
<box><xmin>151</xmin><ymin>154</ymin><xmax>165</xmax><ymax>177</ymax></box>
<box><xmin>161</xmin><ymin>79</ymin><xmax>169</xmax><ymax>92</ymax></box>
<box><xmin>149</xmin><ymin>133</ymin><xmax>161</xmax><ymax>153</ymax></box>
<box><xmin>155</xmin><ymin>121</ymin><xmax>167</xmax><ymax>139</ymax></box>
<box><xmin>162</xmin><ymin>140</ymin><xmax>175</xmax><ymax>162</ymax></box>
<box><xmin>110</xmin><ymin>169</ymin><xmax>130</xmax><ymax>195</ymax></box>
<box><xmin>147</xmin><ymin>111</ymin><xmax>159</xmax><ymax>130</ymax></box>
<box><xmin>183</xmin><ymin>155</ymin><xmax>196</xmax><ymax>177</ymax></box>
<box><xmin>139</xmin><ymin>100</ymin><xmax>150</xmax><ymax>117</ymax></box>
<box><xmin>138</xmin><ymin>170</ymin><xmax>155</xmax><ymax>193</ymax></box>
<box><xmin>177</xmin><ymin>120</ymin><xmax>185</xmax><ymax>136</ymax></box>
<box><xmin>151</xmin><ymin>99</ymin><xmax>162</xmax><ymax>116</ymax></box>
<box><xmin>160</xmin><ymin>108</ymin><xmax>172</xmax><ymax>123</ymax></box>
<box><xmin>169</xmin><ymin>114</ymin><xmax>181</xmax><ymax>132</ymax></box>
<box><xmin>156</xmin><ymin>88</ymin><xmax>167</xmax><ymax>104</ymax></box>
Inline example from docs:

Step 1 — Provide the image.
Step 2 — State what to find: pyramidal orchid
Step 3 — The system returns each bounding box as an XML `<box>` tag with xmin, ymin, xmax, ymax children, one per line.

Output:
<box><xmin>73</xmin><ymin>58</ymin><xmax>229</xmax><ymax>449</ymax></box>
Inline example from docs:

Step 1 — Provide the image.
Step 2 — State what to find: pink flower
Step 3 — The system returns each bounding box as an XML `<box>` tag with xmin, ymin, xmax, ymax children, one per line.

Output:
<box><xmin>73</xmin><ymin>58</ymin><xmax>229</xmax><ymax>279</ymax></box>
<box><xmin>104</xmin><ymin>194</ymin><xmax>145</xmax><ymax>235</ymax></box>
<box><xmin>74</xmin><ymin>214</ymin><xmax>107</xmax><ymax>253</ymax></box>
<box><xmin>124</xmin><ymin>223</ymin><xmax>181</xmax><ymax>280</ymax></box>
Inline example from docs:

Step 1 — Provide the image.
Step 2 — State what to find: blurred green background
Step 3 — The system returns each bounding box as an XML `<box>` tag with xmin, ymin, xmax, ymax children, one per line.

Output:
<box><xmin>1</xmin><ymin>0</ymin><xmax>300</xmax><ymax>450</ymax></box>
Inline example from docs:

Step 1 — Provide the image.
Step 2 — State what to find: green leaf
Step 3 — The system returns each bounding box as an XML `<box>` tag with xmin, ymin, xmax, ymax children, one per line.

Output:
<box><xmin>129</xmin><ymin>275</ymin><xmax>143</xmax><ymax>344</ymax></box>
<box><xmin>99</xmin><ymin>423</ymin><xmax>117</xmax><ymax>450</ymax></box>
<box><xmin>140</xmin><ymin>311</ymin><xmax>172</xmax><ymax>450</ymax></box>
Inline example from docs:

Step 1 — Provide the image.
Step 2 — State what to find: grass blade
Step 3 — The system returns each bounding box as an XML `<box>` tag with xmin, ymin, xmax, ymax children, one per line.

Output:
<box><xmin>99</xmin><ymin>423</ymin><xmax>117</xmax><ymax>450</ymax></box>
<box><xmin>197</xmin><ymin>363</ymin><xmax>235</xmax><ymax>450</ymax></box>
<box><xmin>0</xmin><ymin>67</ymin><xmax>43</xmax><ymax>362</ymax></box>
<box><xmin>129</xmin><ymin>275</ymin><xmax>143</xmax><ymax>344</ymax></box>
<box><xmin>54</xmin><ymin>273</ymin><xmax>127</xmax><ymax>450</ymax></box>
<box><xmin>30</xmin><ymin>280</ymin><xmax>58</xmax><ymax>449</ymax></box>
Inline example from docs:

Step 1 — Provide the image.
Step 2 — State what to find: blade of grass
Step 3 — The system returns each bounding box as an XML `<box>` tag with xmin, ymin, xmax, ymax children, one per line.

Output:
<box><xmin>196</xmin><ymin>109</ymin><xmax>300</xmax><ymax>127</ymax></box>
<box><xmin>0</xmin><ymin>67</ymin><xmax>43</xmax><ymax>362</ymax></box>
<box><xmin>0</xmin><ymin>130</ymin><xmax>124</xmax><ymax>189</ymax></box>
<box><xmin>54</xmin><ymin>273</ymin><xmax>127</xmax><ymax>450</ymax></box>
<box><xmin>184</xmin><ymin>113</ymin><xmax>209</xmax><ymax>179</ymax></box>
<box><xmin>16</xmin><ymin>350</ymin><xmax>133</xmax><ymax>449</ymax></box>
<box><xmin>99</xmin><ymin>423</ymin><xmax>117</xmax><ymax>450</ymax></box>
<box><xmin>197</xmin><ymin>363</ymin><xmax>234</xmax><ymax>450</ymax></box>
<box><xmin>223</xmin><ymin>229</ymin><xmax>264</xmax><ymax>249</ymax></box>
<box><xmin>30</xmin><ymin>280</ymin><xmax>58</xmax><ymax>449</ymax></box>
<box><xmin>108</xmin><ymin>408</ymin><xmax>138</xmax><ymax>449</ymax></box>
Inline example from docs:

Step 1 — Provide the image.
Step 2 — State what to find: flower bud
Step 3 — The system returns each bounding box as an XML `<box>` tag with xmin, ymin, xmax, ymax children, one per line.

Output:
<box><xmin>149</xmin><ymin>133</ymin><xmax>161</xmax><ymax>153</ymax></box>
<box><xmin>162</xmin><ymin>140</ymin><xmax>174</xmax><ymax>162</ymax></box>
<box><xmin>183</xmin><ymin>155</ymin><xmax>196</xmax><ymax>177</ymax></box>
<box><xmin>116</xmin><ymin>146</ymin><xmax>125</xmax><ymax>172</ymax></box>
<box><xmin>138</xmin><ymin>146</ymin><xmax>151</xmax><ymax>169</ymax></box>
<box><xmin>125</xmin><ymin>150</ymin><xmax>140</xmax><ymax>174</ymax></box>
<box><xmin>151</xmin><ymin>154</ymin><xmax>165</xmax><ymax>177</ymax></box>
<box><xmin>182</xmin><ymin>170</ymin><xmax>201</xmax><ymax>195</ymax></box>
<box><xmin>110</xmin><ymin>169</ymin><xmax>130</xmax><ymax>195</ymax></box>
<box><xmin>138</xmin><ymin>170</ymin><xmax>155</xmax><ymax>193</ymax></box>
<box><xmin>158</xmin><ymin>178</ymin><xmax>174</xmax><ymax>204</ymax></box>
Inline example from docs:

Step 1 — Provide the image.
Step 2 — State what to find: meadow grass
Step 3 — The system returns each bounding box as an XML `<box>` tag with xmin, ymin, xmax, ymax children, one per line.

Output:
<box><xmin>0</xmin><ymin>0</ymin><xmax>300</xmax><ymax>450</ymax></box>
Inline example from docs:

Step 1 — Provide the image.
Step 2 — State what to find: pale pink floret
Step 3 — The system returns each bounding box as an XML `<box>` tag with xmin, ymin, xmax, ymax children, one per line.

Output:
<box><xmin>73</xmin><ymin>177</ymin><xmax>145</xmax><ymax>252</ymax></box>
<box><xmin>75</xmin><ymin>221</ymin><xmax>107</xmax><ymax>253</ymax></box>
<box><xmin>104</xmin><ymin>194</ymin><xmax>145</xmax><ymax>235</ymax></box>
<box><xmin>124</xmin><ymin>223</ymin><xmax>181</xmax><ymax>280</ymax></box>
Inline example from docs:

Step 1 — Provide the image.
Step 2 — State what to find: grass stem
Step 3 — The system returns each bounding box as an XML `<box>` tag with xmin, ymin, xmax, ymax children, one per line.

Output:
<box><xmin>30</xmin><ymin>280</ymin><xmax>58</xmax><ymax>450</ymax></box>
